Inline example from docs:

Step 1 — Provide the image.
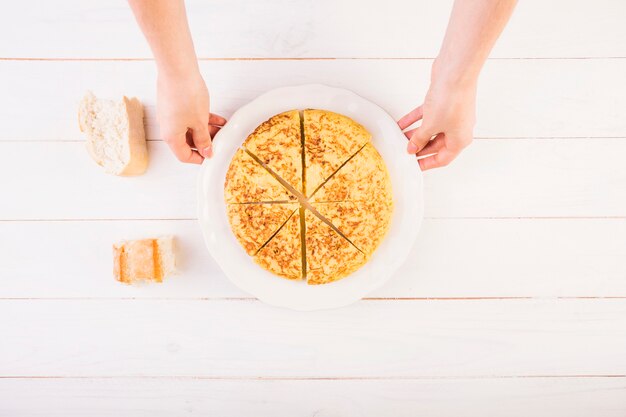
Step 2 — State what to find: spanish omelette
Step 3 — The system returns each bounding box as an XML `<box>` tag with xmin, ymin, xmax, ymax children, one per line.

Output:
<box><xmin>224</xmin><ymin>109</ymin><xmax>393</xmax><ymax>285</ymax></box>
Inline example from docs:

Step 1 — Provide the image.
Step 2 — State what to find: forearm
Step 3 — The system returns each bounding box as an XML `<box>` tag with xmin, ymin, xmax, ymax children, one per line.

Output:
<box><xmin>128</xmin><ymin>0</ymin><xmax>199</xmax><ymax>77</ymax></box>
<box><xmin>434</xmin><ymin>0</ymin><xmax>517</xmax><ymax>86</ymax></box>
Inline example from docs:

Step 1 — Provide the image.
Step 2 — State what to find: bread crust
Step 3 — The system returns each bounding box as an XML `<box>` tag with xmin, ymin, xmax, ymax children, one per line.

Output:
<box><xmin>113</xmin><ymin>237</ymin><xmax>175</xmax><ymax>284</ymax></box>
<box><xmin>78</xmin><ymin>92</ymin><xmax>148</xmax><ymax>176</ymax></box>
<box><xmin>119</xmin><ymin>96</ymin><xmax>148</xmax><ymax>176</ymax></box>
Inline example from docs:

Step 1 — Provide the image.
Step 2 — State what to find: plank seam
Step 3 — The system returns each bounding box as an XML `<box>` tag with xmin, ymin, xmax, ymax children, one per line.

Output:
<box><xmin>2</xmin><ymin>57</ymin><xmax>626</xmax><ymax>62</ymax></box>
<box><xmin>0</xmin><ymin>375</ymin><xmax>625</xmax><ymax>380</ymax></box>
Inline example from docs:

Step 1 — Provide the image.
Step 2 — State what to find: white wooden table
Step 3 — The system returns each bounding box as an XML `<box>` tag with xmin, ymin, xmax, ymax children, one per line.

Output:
<box><xmin>1</xmin><ymin>1</ymin><xmax>626</xmax><ymax>415</ymax></box>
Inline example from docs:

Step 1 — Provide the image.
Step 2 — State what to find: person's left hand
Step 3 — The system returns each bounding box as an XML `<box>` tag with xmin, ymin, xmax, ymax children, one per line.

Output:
<box><xmin>398</xmin><ymin>76</ymin><xmax>477</xmax><ymax>170</ymax></box>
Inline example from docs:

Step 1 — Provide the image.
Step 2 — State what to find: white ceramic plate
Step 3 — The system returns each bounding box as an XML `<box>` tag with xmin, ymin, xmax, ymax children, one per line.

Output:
<box><xmin>197</xmin><ymin>84</ymin><xmax>423</xmax><ymax>311</ymax></box>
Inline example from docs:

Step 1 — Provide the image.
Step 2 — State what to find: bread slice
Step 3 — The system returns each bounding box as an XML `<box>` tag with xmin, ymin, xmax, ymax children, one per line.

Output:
<box><xmin>113</xmin><ymin>236</ymin><xmax>175</xmax><ymax>284</ymax></box>
<box><xmin>79</xmin><ymin>91</ymin><xmax>148</xmax><ymax>175</ymax></box>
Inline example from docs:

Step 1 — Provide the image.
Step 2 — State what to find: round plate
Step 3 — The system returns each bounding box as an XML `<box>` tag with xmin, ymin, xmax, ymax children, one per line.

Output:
<box><xmin>197</xmin><ymin>84</ymin><xmax>423</xmax><ymax>311</ymax></box>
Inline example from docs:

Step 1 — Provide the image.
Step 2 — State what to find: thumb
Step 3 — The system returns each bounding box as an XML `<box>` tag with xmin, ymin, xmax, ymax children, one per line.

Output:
<box><xmin>407</xmin><ymin>126</ymin><xmax>435</xmax><ymax>154</ymax></box>
<box><xmin>192</xmin><ymin>123</ymin><xmax>212</xmax><ymax>159</ymax></box>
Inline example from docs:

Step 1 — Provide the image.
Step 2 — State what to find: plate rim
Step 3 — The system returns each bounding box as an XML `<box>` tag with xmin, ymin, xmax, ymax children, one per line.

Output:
<box><xmin>197</xmin><ymin>83</ymin><xmax>423</xmax><ymax>311</ymax></box>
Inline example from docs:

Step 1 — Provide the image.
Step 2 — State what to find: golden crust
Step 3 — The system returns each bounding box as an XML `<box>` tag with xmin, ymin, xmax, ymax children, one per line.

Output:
<box><xmin>303</xmin><ymin>109</ymin><xmax>371</xmax><ymax>197</ymax></box>
<box><xmin>113</xmin><ymin>238</ymin><xmax>173</xmax><ymax>284</ymax></box>
<box><xmin>244</xmin><ymin>110</ymin><xmax>303</xmax><ymax>193</ymax></box>
<box><xmin>313</xmin><ymin>200</ymin><xmax>392</xmax><ymax>258</ymax></box>
<box><xmin>224</xmin><ymin>148</ymin><xmax>296</xmax><ymax>203</ymax></box>
<box><xmin>310</xmin><ymin>142</ymin><xmax>392</xmax><ymax>204</ymax></box>
<box><xmin>254</xmin><ymin>210</ymin><xmax>303</xmax><ymax>280</ymax></box>
<box><xmin>227</xmin><ymin>203</ymin><xmax>298</xmax><ymax>256</ymax></box>
<box><xmin>224</xmin><ymin>109</ymin><xmax>394</xmax><ymax>285</ymax></box>
<box><xmin>304</xmin><ymin>210</ymin><xmax>366</xmax><ymax>285</ymax></box>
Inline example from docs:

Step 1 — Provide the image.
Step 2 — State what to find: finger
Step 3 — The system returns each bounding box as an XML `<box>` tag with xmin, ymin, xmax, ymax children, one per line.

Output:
<box><xmin>404</xmin><ymin>128</ymin><xmax>417</xmax><ymax>140</ymax></box>
<box><xmin>407</xmin><ymin>126</ymin><xmax>436</xmax><ymax>154</ymax></box>
<box><xmin>397</xmin><ymin>105</ymin><xmax>423</xmax><ymax>130</ymax></box>
<box><xmin>416</xmin><ymin>133</ymin><xmax>445</xmax><ymax>156</ymax></box>
<box><xmin>209</xmin><ymin>125</ymin><xmax>222</xmax><ymax>137</ymax></box>
<box><xmin>191</xmin><ymin>123</ymin><xmax>213</xmax><ymax>159</ymax></box>
<box><xmin>187</xmin><ymin>126</ymin><xmax>221</xmax><ymax>147</ymax></box>
<box><xmin>209</xmin><ymin>113</ymin><xmax>227</xmax><ymax>126</ymax></box>
<box><xmin>167</xmin><ymin>134</ymin><xmax>204</xmax><ymax>164</ymax></box>
<box><xmin>418</xmin><ymin>147</ymin><xmax>458</xmax><ymax>171</ymax></box>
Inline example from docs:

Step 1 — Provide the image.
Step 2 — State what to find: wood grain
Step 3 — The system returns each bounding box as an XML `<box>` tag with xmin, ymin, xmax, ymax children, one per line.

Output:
<box><xmin>1</xmin><ymin>0</ymin><xmax>625</xmax><ymax>59</ymax></box>
<box><xmin>1</xmin><ymin>377</ymin><xmax>626</xmax><ymax>417</ymax></box>
<box><xmin>1</xmin><ymin>59</ymin><xmax>626</xmax><ymax>140</ymax></box>
<box><xmin>1</xmin><ymin>299</ymin><xmax>626</xmax><ymax>377</ymax></box>
<box><xmin>1</xmin><ymin>139</ymin><xmax>624</xmax><ymax>220</ymax></box>
<box><xmin>1</xmin><ymin>218</ymin><xmax>625</xmax><ymax>299</ymax></box>
<box><xmin>2</xmin><ymin>0</ymin><xmax>625</xmax><ymax>413</ymax></box>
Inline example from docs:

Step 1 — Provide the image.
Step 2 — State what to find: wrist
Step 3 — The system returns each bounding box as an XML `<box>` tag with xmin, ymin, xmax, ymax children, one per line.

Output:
<box><xmin>156</xmin><ymin>57</ymin><xmax>200</xmax><ymax>81</ymax></box>
<box><xmin>431</xmin><ymin>56</ymin><xmax>479</xmax><ymax>91</ymax></box>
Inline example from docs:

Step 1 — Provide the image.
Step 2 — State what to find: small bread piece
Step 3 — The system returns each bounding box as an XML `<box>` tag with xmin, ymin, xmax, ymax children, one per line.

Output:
<box><xmin>113</xmin><ymin>236</ymin><xmax>175</xmax><ymax>284</ymax></box>
<box><xmin>243</xmin><ymin>110</ymin><xmax>303</xmax><ymax>194</ymax></box>
<box><xmin>254</xmin><ymin>210</ymin><xmax>302</xmax><ymax>280</ymax></box>
<box><xmin>313</xmin><ymin>200</ymin><xmax>392</xmax><ymax>258</ymax></box>
<box><xmin>310</xmin><ymin>142</ymin><xmax>392</xmax><ymax>203</ymax></box>
<box><xmin>224</xmin><ymin>149</ymin><xmax>296</xmax><ymax>203</ymax></box>
<box><xmin>304</xmin><ymin>210</ymin><xmax>366</xmax><ymax>285</ymax></box>
<box><xmin>303</xmin><ymin>109</ymin><xmax>371</xmax><ymax>196</ymax></box>
<box><xmin>227</xmin><ymin>203</ymin><xmax>298</xmax><ymax>255</ymax></box>
<box><xmin>78</xmin><ymin>91</ymin><xmax>148</xmax><ymax>176</ymax></box>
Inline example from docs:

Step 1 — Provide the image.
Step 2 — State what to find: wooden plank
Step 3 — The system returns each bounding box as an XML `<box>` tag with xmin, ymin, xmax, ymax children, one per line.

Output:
<box><xmin>1</xmin><ymin>218</ymin><xmax>625</xmax><ymax>299</ymax></box>
<box><xmin>1</xmin><ymin>139</ymin><xmax>624</xmax><ymax>220</ymax></box>
<box><xmin>1</xmin><ymin>0</ymin><xmax>625</xmax><ymax>59</ymax></box>
<box><xmin>1</xmin><ymin>299</ymin><xmax>626</xmax><ymax>377</ymax></box>
<box><xmin>1</xmin><ymin>377</ymin><xmax>625</xmax><ymax>417</ymax></box>
<box><xmin>1</xmin><ymin>59</ymin><xmax>625</xmax><ymax>140</ymax></box>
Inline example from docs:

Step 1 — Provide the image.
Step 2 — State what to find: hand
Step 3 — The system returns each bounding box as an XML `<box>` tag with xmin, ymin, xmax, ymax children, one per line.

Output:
<box><xmin>398</xmin><ymin>70</ymin><xmax>477</xmax><ymax>170</ymax></box>
<box><xmin>157</xmin><ymin>70</ymin><xmax>226</xmax><ymax>163</ymax></box>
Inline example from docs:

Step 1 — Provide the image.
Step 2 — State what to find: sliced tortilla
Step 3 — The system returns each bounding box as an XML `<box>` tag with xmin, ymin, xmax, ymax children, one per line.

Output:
<box><xmin>303</xmin><ymin>109</ymin><xmax>371</xmax><ymax>197</ymax></box>
<box><xmin>244</xmin><ymin>110</ymin><xmax>303</xmax><ymax>194</ymax></box>
<box><xmin>312</xmin><ymin>200</ymin><xmax>392</xmax><ymax>258</ymax></box>
<box><xmin>254</xmin><ymin>210</ymin><xmax>303</xmax><ymax>280</ymax></box>
<box><xmin>304</xmin><ymin>210</ymin><xmax>366</xmax><ymax>285</ymax></box>
<box><xmin>224</xmin><ymin>148</ymin><xmax>296</xmax><ymax>203</ymax></box>
<box><xmin>227</xmin><ymin>203</ymin><xmax>298</xmax><ymax>256</ymax></box>
<box><xmin>309</xmin><ymin>142</ymin><xmax>392</xmax><ymax>204</ymax></box>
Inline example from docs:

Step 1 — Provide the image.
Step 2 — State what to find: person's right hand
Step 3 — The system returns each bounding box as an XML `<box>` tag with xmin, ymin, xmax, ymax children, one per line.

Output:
<box><xmin>157</xmin><ymin>70</ymin><xmax>226</xmax><ymax>163</ymax></box>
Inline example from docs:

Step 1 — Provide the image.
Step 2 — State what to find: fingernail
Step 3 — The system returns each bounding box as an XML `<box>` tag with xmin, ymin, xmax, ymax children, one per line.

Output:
<box><xmin>202</xmin><ymin>146</ymin><xmax>213</xmax><ymax>158</ymax></box>
<box><xmin>407</xmin><ymin>141</ymin><xmax>418</xmax><ymax>154</ymax></box>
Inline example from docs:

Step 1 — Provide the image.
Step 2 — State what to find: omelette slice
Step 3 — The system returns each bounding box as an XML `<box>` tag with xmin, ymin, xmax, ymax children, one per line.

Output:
<box><xmin>224</xmin><ymin>148</ymin><xmax>296</xmax><ymax>203</ymax></box>
<box><xmin>312</xmin><ymin>200</ymin><xmax>392</xmax><ymax>258</ymax></box>
<box><xmin>303</xmin><ymin>109</ymin><xmax>371</xmax><ymax>197</ymax></box>
<box><xmin>244</xmin><ymin>110</ymin><xmax>303</xmax><ymax>194</ymax></box>
<box><xmin>254</xmin><ymin>210</ymin><xmax>303</xmax><ymax>280</ymax></box>
<box><xmin>309</xmin><ymin>142</ymin><xmax>392</xmax><ymax>203</ymax></box>
<box><xmin>304</xmin><ymin>210</ymin><xmax>366</xmax><ymax>285</ymax></box>
<box><xmin>227</xmin><ymin>203</ymin><xmax>298</xmax><ymax>256</ymax></box>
